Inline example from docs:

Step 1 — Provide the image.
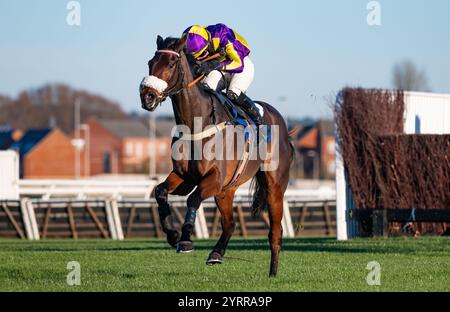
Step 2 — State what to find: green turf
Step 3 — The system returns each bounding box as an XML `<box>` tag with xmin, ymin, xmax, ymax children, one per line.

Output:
<box><xmin>0</xmin><ymin>237</ymin><xmax>449</xmax><ymax>291</ymax></box>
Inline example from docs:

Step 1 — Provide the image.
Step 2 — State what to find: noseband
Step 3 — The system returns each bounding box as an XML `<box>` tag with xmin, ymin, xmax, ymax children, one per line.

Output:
<box><xmin>152</xmin><ymin>49</ymin><xmax>186</xmax><ymax>103</ymax></box>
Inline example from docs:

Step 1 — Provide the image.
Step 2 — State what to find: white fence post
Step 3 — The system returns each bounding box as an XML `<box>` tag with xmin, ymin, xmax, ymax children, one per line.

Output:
<box><xmin>194</xmin><ymin>204</ymin><xmax>209</xmax><ymax>239</ymax></box>
<box><xmin>20</xmin><ymin>199</ymin><xmax>33</xmax><ymax>240</ymax></box>
<box><xmin>197</xmin><ymin>204</ymin><xmax>209</xmax><ymax>239</ymax></box>
<box><xmin>335</xmin><ymin>134</ymin><xmax>349</xmax><ymax>241</ymax></box>
<box><xmin>282</xmin><ymin>200</ymin><xmax>295</xmax><ymax>238</ymax></box>
<box><xmin>26</xmin><ymin>199</ymin><xmax>40</xmax><ymax>240</ymax></box>
<box><xmin>0</xmin><ymin>151</ymin><xmax>19</xmax><ymax>200</ymax></box>
<box><xmin>111</xmin><ymin>200</ymin><xmax>124</xmax><ymax>240</ymax></box>
<box><xmin>105</xmin><ymin>200</ymin><xmax>118</xmax><ymax>240</ymax></box>
<box><xmin>105</xmin><ymin>199</ymin><xmax>124</xmax><ymax>240</ymax></box>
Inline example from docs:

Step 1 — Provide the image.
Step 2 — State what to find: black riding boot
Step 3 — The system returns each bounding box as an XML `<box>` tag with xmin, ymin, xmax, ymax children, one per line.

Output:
<box><xmin>228</xmin><ymin>91</ymin><xmax>264</xmax><ymax>126</ymax></box>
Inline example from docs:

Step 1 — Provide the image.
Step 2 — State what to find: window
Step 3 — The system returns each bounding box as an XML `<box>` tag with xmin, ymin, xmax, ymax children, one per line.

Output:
<box><xmin>148</xmin><ymin>143</ymin><xmax>156</xmax><ymax>156</ymax></box>
<box><xmin>135</xmin><ymin>143</ymin><xmax>143</xmax><ymax>158</ymax></box>
<box><xmin>327</xmin><ymin>161</ymin><xmax>335</xmax><ymax>174</ymax></box>
<box><xmin>327</xmin><ymin>140</ymin><xmax>335</xmax><ymax>155</ymax></box>
<box><xmin>103</xmin><ymin>152</ymin><xmax>111</xmax><ymax>174</ymax></box>
<box><xmin>125</xmin><ymin>142</ymin><xmax>133</xmax><ymax>157</ymax></box>
<box><xmin>159</xmin><ymin>143</ymin><xmax>167</xmax><ymax>156</ymax></box>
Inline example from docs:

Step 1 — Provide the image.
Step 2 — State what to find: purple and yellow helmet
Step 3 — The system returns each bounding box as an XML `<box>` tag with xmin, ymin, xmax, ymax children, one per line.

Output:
<box><xmin>183</xmin><ymin>25</ymin><xmax>210</xmax><ymax>58</ymax></box>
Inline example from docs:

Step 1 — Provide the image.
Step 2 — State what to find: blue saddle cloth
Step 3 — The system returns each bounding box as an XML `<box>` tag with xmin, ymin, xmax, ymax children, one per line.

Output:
<box><xmin>213</xmin><ymin>92</ymin><xmax>271</xmax><ymax>143</ymax></box>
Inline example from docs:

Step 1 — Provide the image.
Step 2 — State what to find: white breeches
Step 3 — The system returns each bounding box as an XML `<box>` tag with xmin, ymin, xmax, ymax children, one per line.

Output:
<box><xmin>201</xmin><ymin>56</ymin><xmax>255</xmax><ymax>96</ymax></box>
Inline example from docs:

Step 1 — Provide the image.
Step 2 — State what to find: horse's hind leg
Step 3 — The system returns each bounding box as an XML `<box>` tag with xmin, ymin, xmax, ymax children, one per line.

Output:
<box><xmin>206</xmin><ymin>188</ymin><xmax>237</xmax><ymax>265</ymax></box>
<box><xmin>155</xmin><ymin>171</ymin><xmax>194</xmax><ymax>248</ymax></box>
<box><xmin>264</xmin><ymin>171</ymin><xmax>289</xmax><ymax>277</ymax></box>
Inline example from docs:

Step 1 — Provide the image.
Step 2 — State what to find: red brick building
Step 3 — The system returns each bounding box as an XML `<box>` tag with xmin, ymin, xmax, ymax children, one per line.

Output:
<box><xmin>293</xmin><ymin>120</ymin><xmax>335</xmax><ymax>180</ymax></box>
<box><xmin>12</xmin><ymin>128</ymin><xmax>78</xmax><ymax>178</ymax></box>
<box><xmin>94</xmin><ymin>118</ymin><xmax>173</xmax><ymax>174</ymax></box>
<box><xmin>9</xmin><ymin>116</ymin><xmax>175</xmax><ymax>178</ymax></box>
<box><xmin>79</xmin><ymin>118</ymin><xmax>122</xmax><ymax>176</ymax></box>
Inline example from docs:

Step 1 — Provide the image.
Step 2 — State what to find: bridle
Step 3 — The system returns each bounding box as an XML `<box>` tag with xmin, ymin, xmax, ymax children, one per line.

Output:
<box><xmin>150</xmin><ymin>49</ymin><xmax>186</xmax><ymax>104</ymax></box>
<box><xmin>148</xmin><ymin>48</ymin><xmax>222</xmax><ymax>105</ymax></box>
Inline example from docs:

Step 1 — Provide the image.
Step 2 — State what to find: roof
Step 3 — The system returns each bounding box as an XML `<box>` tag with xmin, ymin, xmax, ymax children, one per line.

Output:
<box><xmin>98</xmin><ymin>119</ymin><xmax>149</xmax><ymax>138</ymax></box>
<box><xmin>297</xmin><ymin>127</ymin><xmax>318</xmax><ymax>149</ymax></box>
<box><xmin>98</xmin><ymin>118</ymin><xmax>176</xmax><ymax>138</ymax></box>
<box><xmin>154</xmin><ymin>118</ymin><xmax>175</xmax><ymax>138</ymax></box>
<box><xmin>0</xmin><ymin>130</ymin><xmax>14</xmax><ymax>150</ymax></box>
<box><xmin>10</xmin><ymin>129</ymin><xmax>52</xmax><ymax>156</ymax></box>
<box><xmin>317</xmin><ymin>120</ymin><xmax>334</xmax><ymax>136</ymax></box>
<box><xmin>295</xmin><ymin>124</ymin><xmax>313</xmax><ymax>139</ymax></box>
<box><xmin>0</xmin><ymin>125</ymin><xmax>13</xmax><ymax>132</ymax></box>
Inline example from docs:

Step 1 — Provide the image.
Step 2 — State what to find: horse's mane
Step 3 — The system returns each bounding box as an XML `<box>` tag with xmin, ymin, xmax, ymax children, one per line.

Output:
<box><xmin>158</xmin><ymin>36</ymin><xmax>196</xmax><ymax>67</ymax></box>
<box><xmin>160</xmin><ymin>37</ymin><xmax>180</xmax><ymax>50</ymax></box>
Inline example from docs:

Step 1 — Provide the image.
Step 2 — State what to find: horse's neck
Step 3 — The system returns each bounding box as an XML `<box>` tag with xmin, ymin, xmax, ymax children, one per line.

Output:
<box><xmin>171</xmin><ymin>54</ymin><xmax>213</xmax><ymax>130</ymax></box>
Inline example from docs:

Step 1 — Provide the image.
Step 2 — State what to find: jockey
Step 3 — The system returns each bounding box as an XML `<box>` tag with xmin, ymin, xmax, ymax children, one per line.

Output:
<box><xmin>182</xmin><ymin>24</ymin><xmax>263</xmax><ymax>126</ymax></box>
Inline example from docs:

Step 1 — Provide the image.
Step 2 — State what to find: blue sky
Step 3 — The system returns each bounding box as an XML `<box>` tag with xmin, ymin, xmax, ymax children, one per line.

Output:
<box><xmin>1</xmin><ymin>0</ymin><xmax>449</xmax><ymax>118</ymax></box>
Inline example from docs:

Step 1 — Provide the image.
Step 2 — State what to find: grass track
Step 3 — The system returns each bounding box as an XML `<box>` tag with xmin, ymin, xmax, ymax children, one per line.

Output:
<box><xmin>0</xmin><ymin>237</ymin><xmax>449</xmax><ymax>291</ymax></box>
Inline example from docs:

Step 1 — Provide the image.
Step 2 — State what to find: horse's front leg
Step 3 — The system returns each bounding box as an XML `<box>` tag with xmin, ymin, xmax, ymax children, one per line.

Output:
<box><xmin>155</xmin><ymin>171</ymin><xmax>192</xmax><ymax>248</ymax></box>
<box><xmin>177</xmin><ymin>169</ymin><xmax>222</xmax><ymax>253</ymax></box>
<box><xmin>206</xmin><ymin>188</ymin><xmax>237</xmax><ymax>265</ymax></box>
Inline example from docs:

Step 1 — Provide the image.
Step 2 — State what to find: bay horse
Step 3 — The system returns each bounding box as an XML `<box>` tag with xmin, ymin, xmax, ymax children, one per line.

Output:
<box><xmin>139</xmin><ymin>36</ymin><xmax>294</xmax><ymax>276</ymax></box>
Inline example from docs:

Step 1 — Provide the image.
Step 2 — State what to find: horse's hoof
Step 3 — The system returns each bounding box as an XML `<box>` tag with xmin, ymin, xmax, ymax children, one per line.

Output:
<box><xmin>177</xmin><ymin>241</ymin><xmax>194</xmax><ymax>253</ymax></box>
<box><xmin>206</xmin><ymin>251</ymin><xmax>223</xmax><ymax>265</ymax></box>
<box><xmin>167</xmin><ymin>230</ymin><xmax>179</xmax><ymax>248</ymax></box>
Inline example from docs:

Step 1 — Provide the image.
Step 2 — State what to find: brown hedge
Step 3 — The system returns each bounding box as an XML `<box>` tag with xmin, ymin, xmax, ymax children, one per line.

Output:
<box><xmin>335</xmin><ymin>88</ymin><xmax>450</xmax><ymax>235</ymax></box>
<box><xmin>375</xmin><ymin>135</ymin><xmax>450</xmax><ymax>210</ymax></box>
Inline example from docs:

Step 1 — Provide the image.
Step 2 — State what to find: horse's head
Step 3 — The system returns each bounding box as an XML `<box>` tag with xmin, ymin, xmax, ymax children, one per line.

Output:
<box><xmin>140</xmin><ymin>36</ymin><xmax>186</xmax><ymax>111</ymax></box>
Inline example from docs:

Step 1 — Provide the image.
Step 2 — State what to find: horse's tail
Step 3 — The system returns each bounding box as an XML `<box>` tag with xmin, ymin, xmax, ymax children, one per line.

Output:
<box><xmin>250</xmin><ymin>125</ymin><xmax>298</xmax><ymax>217</ymax></box>
<box><xmin>289</xmin><ymin>140</ymin><xmax>296</xmax><ymax>163</ymax></box>
<box><xmin>288</xmin><ymin>127</ymin><xmax>298</xmax><ymax>163</ymax></box>
<box><xmin>250</xmin><ymin>170</ymin><xmax>268</xmax><ymax>217</ymax></box>
<box><xmin>288</xmin><ymin>126</ymin><xmax>301</xmax><ymax>138</ymax></box>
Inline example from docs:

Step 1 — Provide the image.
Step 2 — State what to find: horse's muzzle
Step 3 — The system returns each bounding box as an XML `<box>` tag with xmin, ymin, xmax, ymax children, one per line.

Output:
<box><xmin>141</xmin><ymin>90</ymin><xmax>159</xmax><ymax>112</ymax></box>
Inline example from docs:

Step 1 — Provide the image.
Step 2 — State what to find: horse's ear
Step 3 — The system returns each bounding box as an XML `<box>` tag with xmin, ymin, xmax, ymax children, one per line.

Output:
<box><xmin>156</xmin><ymin>35</ymin><xmax>164</xmax><ymax>49</ymax></box>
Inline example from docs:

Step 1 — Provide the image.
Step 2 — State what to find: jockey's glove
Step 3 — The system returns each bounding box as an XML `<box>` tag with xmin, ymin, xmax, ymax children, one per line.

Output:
<box><xmin>195</xmin><ymin>60</ymin><xmax>221</xmax><ymax>76</ymax></box>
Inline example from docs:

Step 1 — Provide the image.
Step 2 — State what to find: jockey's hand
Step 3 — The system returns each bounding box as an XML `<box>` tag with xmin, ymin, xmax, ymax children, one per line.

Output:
<box><xmin>195</xmin><ymin>60</ymin><xmax>221</xmax><ymax>76</ymax></box>
<box><xmin>218</xmin><ymin>48</ymin><xmax>227</xmax><ymax>58</ymax></box>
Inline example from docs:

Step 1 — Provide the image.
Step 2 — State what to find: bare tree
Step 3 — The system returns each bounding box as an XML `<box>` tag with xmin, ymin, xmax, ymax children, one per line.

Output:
<box><xmin>0</xmin><ymin>84</ymin><xmax>128</xmax><ymax>133</ymax></box>
<box><xmin>392</xmin><ymin>60</ymin><xmax>430</xmax><ymax>92</ymax></box>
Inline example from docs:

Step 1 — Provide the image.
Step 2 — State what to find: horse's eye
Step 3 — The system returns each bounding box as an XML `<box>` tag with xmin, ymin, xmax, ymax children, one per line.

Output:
<box><xmin>169</xmin><ymin>62</ymin><xmax>176</xmax><ymax>69</ymax></box>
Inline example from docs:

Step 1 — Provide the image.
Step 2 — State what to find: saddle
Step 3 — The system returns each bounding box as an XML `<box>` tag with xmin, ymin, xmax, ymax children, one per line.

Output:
<box><xmin>209</xmin><ymin>91</ymin><xmax>270</xmax><ymax>190</ymax></box>
<box><xmin>212</xmin><ymin>91</ymin><xmax>271</xmax><ymax>143</ymax></box>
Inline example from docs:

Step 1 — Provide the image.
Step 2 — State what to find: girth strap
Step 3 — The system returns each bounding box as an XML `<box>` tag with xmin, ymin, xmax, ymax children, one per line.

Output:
<box><xmin>173</xmin><ymin>122</ymin><xmax>228</xmax><ymax>141</ymax></box>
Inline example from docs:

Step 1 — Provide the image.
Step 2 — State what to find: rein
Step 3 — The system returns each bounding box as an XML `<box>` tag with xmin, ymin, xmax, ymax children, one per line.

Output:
<box><xmin>153</xmin><ymin>49</ymin><xmax>229</xmax><ymax>141</ymax></box>
<box><xmin>155</xmin><ymin>50</ymin><xmax>223</xmax><ymax>101</ymax></box>
<box><xmin>186</xmin><ymin>52</ymin><xmax>223</xmax><ymax>88</ymax></box>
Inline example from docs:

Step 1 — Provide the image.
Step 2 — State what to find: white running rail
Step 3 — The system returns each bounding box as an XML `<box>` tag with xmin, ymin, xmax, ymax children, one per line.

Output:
<box><xmin>18</xmin><ymin>179</ymin><xmax>159</xmax><ymax>200</ymax></box>
<box><xmin>18</xmin><ymin>179</ymin><xmax>336</xmax><ymax>201</ymax></box>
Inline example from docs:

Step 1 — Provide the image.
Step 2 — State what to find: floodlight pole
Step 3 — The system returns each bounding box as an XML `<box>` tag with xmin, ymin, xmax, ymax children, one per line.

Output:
<box><xmin>80</xmin><ymin>124</ymin><xmax>90</xmax><ymax>177</ymax></box>
<box><xmin>149</xmin><ymin>114</ymin><xmax>156</xmax><ymax>179</ymax></box>
<box><xmin>74</xmin><ymin>98</ymin><xmax>81</xmax><ymax>179</ymax></box>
